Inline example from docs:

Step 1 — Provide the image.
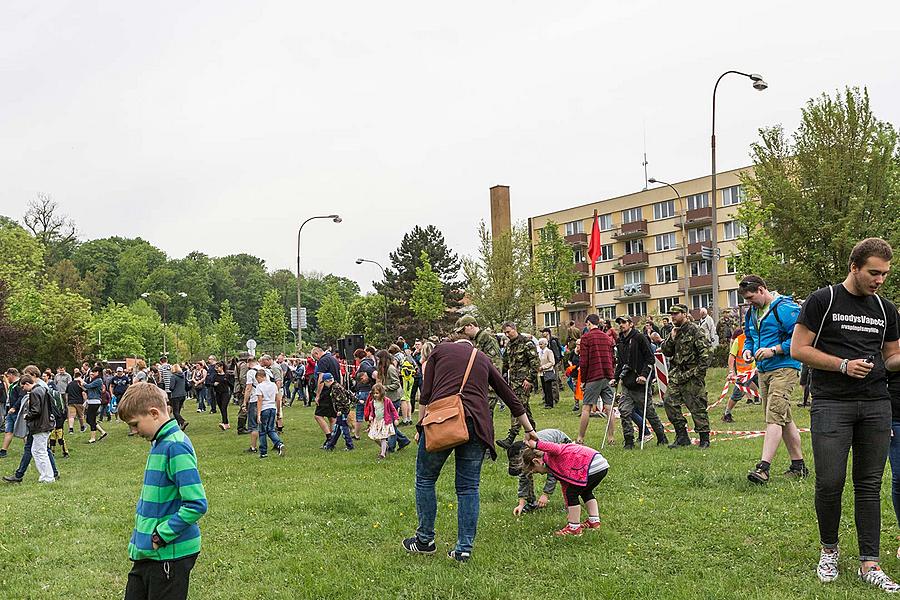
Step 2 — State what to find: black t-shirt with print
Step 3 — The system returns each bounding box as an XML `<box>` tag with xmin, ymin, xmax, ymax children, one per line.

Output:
<box><xmin>797</xmin><ymin>284</ymin><xmax>899</xmax><ymax>401</ymax></box>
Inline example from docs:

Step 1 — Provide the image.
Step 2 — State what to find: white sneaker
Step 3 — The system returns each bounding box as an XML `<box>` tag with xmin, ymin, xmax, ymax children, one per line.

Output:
<box><xmin>859</xmin><ymin>565</ymin><xmax>900</xmax><ymax>593</ymax></box>
<box><xmin>817</xmin><ymin>547</ymin><xmax>839</xmax><ymax>583</ymax></box>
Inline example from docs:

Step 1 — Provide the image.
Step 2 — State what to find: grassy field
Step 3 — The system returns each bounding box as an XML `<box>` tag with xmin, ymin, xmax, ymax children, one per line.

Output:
<box><xmin>2</xmin><ymin>368</ymin><xmax>899</xmax><ymax>599</ymax></box>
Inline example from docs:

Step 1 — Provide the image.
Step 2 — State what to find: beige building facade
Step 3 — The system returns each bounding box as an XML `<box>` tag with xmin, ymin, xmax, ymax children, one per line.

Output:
<box><xmin>529</xmin><ymin>167</ymin><xmax>752</xmax><ymax>328</ymax></box>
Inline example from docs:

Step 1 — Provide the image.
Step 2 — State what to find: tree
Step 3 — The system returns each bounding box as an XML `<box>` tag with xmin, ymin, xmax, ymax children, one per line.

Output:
<box><xmin>23</xmin><ymin>193</ymin><xmax>78</xmax><ymax>266</ymax></box>
<box><xmin>533</xmin><ymin>220</ymin><xmax>578</xmax><ymax>337</ymax></box>
<box><xmin>214</xmin><ymin>299</ymin><xmax>241</xmax><ymax>359</ymax></box>
<box><xmin>11</xmin><ymin>282</ymin><xmax>92</xmax><ymax>367</ymax></box>
<box><xmin>0</xmin><ymin>223</ymin><xmax>44</xmax><ymax>293</ymax></box>
<box><xmin>113</xmin><ymin>241</ymin><xmax>168</xmax><ymax>303</ymax></box>
<box><xmin>317</xmin><ymin>285</ymin><xmax>349</xmax><ymax>346</ymax></box>
<box><xmin>347</xmin><ymin>293</ymin><xmax>388</xmax><ymax>348</ymax></box>
<box><xmin>741</xmin><ymin>86</ymin><xmax>900</xmax><ymax>300</ymax></box>
<box><xmin>258</xmin><ymin>289</ymin><xmax>288</xmax><ymax>354</ymax></box>
<box><xmin>47</xmin><ymin>258</ymin><xmax>82</xmax><ymax>292</ymax></box>
<box><xmin>0</xmin><ymin>281</ymin><xmax>31</xmax><ymax>367</ymax></box>
<box><xmin>91</xmin><ymin>301</ymin><xmax>151</xmax><ymax>360</ymax></box>
<box><xmin>213</xmin><ymin>254</ymin><xmax>271</xmax><ymax>337</ymax></box>
<box><xmin>411</xmin><ymin>252</ymin><xmax>445</xmax><ymax>335</ymax></box>
<box><xmin>463</xmin><ymin>220</ymin><xmax>534</xmax><ymax>330</ymax></box>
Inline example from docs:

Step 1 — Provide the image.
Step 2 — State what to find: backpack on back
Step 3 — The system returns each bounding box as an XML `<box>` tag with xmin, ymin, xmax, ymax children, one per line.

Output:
<box><xmin>47</xmin><ymin>388</ymin><xmax>66</xmax><ymax>428</ymax></box>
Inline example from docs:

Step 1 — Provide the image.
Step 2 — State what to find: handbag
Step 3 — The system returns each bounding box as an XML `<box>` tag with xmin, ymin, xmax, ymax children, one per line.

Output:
<box><xmin>541</xmin><ymin>368</ymin><xmax>557</xmax><ymax>382</ymax></box>
<box><xmin>421</xmin><ymin>347</ymin><xmax>477</xmax><ymax>453</ymax></box>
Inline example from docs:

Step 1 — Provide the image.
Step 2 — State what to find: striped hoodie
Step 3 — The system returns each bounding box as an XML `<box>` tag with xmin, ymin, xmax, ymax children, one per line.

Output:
<box><xmin>129</xmin><ymin>418</ymin><xmax>208</xmax><ymax>561</ymax></box>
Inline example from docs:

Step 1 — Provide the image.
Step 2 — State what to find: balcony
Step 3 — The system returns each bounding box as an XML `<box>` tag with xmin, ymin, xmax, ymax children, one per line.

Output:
<box><xmin>611</xmin><ymin>219</ymin><xmax>648</xmax><ymax>240</ymax></box>
<box><xmin>613</xmin><ymin>283</ymin><xmax>651</xmax><ymax>301</ymax></box>
<box><xmin>566</xmin><ymin>292</ymin><xmax>591</xmax><ymax>307</ymax></box>
<box><xmin>565</xmin><ymin>232</ymin><xmax>588</xmax><ymax>246</ymax></box>
<box><xmin>612</xmin><ymin>251</ymin><xmax>649</xmax><ymax>271</ymax></box>
<box><xmin>675</xmin><ymin>241</ymin><xmax>712</xmax><ymax>260</ymax></box>
<box><xmin>573</xmin><ymin>262</ymin><xmax>589</xmax><ymax>274</ymax></box>
<box><xmin>674</xmin><ymin>206</ymin><xmax>713</xmax><ymax>229</ymax></box>
<box><xmin>677</xmin><ymin>274</ymin><xmax>713</xmax><ymax>291</ymax></box>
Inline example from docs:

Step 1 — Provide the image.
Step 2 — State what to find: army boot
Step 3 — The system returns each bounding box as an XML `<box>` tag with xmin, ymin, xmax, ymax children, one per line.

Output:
<box><xmin>622</xmin><ymin>434</ymin><xmax>635</xmax><ymax>450</ymax></box>
<box><xmin>656</xmin><ymin>432</ymin><xmax>669</xmax><ymax>446</ymax></box>
<box><xmin>496</xmin><ymin>431</ymin><xmax>517</xmax><ymax>450</ymax></box>
<box><xmin>668</xmin><ymin>426</ymin><xmax>691</xmax><ymax>448</ymax></box>
<box><xmin>698</xmin><ymin>431</ymin><xmax>710</xmax><ymax>448</ymax></box>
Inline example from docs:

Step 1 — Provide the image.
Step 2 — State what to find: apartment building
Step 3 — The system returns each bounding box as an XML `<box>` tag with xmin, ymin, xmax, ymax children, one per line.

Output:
<box><xmin>529</xmin><ymin>167</ymin><xmax>751</xmax><ymax>328</ymax></box>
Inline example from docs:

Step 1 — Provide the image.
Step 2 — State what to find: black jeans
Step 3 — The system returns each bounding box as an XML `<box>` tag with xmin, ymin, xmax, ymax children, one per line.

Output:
<box><xmin>85</xmin><ymin>404</ymin><xmax>100</xmax><ymax>431</ymax></box>
<box><xmin>124</xmin><ymin>554</ymin><xmax>197</xmax><ymax>600</ymax></box>
<box><xmin>170</xmin><ymin>397</ymin><xmax>185</xmax><ymax>427</ymax></box>
<box><xmin>811</xmin><ymin>397</ymin><xmax>891</xmax><ymax>561</ymax></box>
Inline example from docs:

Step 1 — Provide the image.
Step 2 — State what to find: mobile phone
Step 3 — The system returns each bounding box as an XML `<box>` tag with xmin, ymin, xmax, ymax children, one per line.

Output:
<box><xmin>864</xmin><ymin>355</ymin><xmax>876</xmax><ymax>365</ymax></box>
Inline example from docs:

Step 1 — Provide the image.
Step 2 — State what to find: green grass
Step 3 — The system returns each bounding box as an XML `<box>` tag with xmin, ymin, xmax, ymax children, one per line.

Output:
<box><xmin>1</xmin><ymin>368</ymin><xmax>898</xmax><ymax>599</ymax></box>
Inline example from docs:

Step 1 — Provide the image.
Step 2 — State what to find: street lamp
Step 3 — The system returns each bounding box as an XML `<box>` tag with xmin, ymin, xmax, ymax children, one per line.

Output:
<box><xmin>709</xmin><ymin>70</ymin><xmax>767</xmax><ymax>321</ymax></box>
<box><xmin>356</xmin><ymin>258</ymin><xmax>389</xmax><ymax>337</ymax></box>
<box><xmin>140</xmin><ymin>291</ymin><xmax>187</xmax><ymax>356</ymax></box>
<box><xmin>296</xmin><ymin>215</ymin><xmax>342</xmax><ymax>351</ymax></box>
<box><xmin>648</xmin><ymin>178</ymin><xmax>691</xmax><ymax>306</ymax></box>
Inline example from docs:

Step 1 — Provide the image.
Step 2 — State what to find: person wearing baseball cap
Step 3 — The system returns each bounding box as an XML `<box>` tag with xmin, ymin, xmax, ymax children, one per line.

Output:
<box><xmin>455</xmin><ymin>315</ymin><xmax>503</xmax><ymax>413</ymax></box>
<box><xmin>649</xmin><ymin>303</ymin><xmax>712</xmax><ymax>448</ymax></box>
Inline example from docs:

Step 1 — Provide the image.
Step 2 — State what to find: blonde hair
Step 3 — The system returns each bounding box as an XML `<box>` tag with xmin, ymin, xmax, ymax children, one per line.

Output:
<box><xmin>135</xmin><ymin>359</ymin><xmax>147</xmax><ymax>372</ymax></box>
<box><xmin>118</xmin><ymin>383</ymin><xmax>169</xmax><ymax>421</ymax></box>
<box><xmin>172</xmin><ymin>363</ymin><xmax>182</xmax><ymax>374</ymax></box>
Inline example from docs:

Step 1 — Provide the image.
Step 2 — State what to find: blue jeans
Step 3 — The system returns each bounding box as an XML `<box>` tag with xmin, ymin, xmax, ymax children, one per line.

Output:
<box><xmin>197</xmin><ymin>387</ymin><xmax>207</xmax><ymax>411</ymax></box>
<box><xmin>355</xmin><ymin>391</ymin><xmax>368</xmax><ymax>422</ymax></box>
<box><xmin>388</xmin><ymin>426</ymin><xmax>410</xmax><ymax>452</ymax></box>
<box><xmin>890</xmin><ymin>421</ymin><xmax>900</xmax><ymax>528</ymax></box>
<box><xmin>325</xmin><ymin>414</ymin><xmax>354</xmax><ymax>449</ymax></box>
<box><xmin>414</xmin><ymin>419</ymin><xmax>485</xmax><ymax>553</ymax></box>
<box><xmin>258</xmin><ymin>408</ymin><xmax>283</xmax><ymax>456</ymax></box>
<box><xmin>16</xmin><ymin>433</ymin><xmax>59</xmax><ymax>479</ymax></box>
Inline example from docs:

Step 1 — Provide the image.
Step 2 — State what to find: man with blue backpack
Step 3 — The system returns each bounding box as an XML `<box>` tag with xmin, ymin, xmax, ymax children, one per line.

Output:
<box><xmin>739</xmin><ymin>275</ymin><xmax>808</xmax><ymax>484</ymax></box>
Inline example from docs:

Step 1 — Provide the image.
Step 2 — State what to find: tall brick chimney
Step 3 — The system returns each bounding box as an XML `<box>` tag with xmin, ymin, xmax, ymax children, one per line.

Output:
<box><xmin>489</xmin><ymin>185</ymin><xmax>511</xmax><ymax>240</ymax></box>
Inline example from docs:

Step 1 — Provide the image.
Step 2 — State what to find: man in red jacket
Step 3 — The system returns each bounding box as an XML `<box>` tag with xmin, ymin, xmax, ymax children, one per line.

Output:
<box><xmin>577</xmin><ymin>314</ymin><xmax>616</xmax><ymax>445</ymax></box>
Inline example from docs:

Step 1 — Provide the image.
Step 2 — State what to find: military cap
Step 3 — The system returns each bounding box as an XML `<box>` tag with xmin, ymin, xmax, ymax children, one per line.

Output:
<box><xmin>454</xmin><ymin>315</ymin><xmax>478</xmax><ymax>333</ymax></box>
<box><xmin>667</xmin><ymin>303</ymin><xmax>689</xmax><ymax>315</ymax></box>
<box><xmin>614</xmin><ymin>315</ymin><xmax>633</xmax><ymax>323</ymax></box>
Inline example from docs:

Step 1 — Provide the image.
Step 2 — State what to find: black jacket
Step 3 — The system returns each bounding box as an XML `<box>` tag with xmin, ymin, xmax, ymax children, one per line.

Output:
<box><xmin>614</xmin><ymin>329</ymin><xmax>654</xmax><ymax>390</ymax></box>
<box><xmin>25</xmin><ymin>386</ymin><xmax>54</xmax><ymax>434</ymax></box>
<box><xmin>169</xmin><ymin>372</ymin><xmax>187</xmax><ymax>399</ymax></box>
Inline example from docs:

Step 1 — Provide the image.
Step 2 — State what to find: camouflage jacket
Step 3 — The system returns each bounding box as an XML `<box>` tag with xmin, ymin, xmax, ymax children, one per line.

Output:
<box><xmin>502</xmin><ymin>333</ymin><xmax>540</xmax><ymax>389</ymax></box>
<box><xmin>473</xmin><ymin>329</ymin><xmax>502</xmax><ymax>372</ymax></box>
<box><xmin>330</xmin><ymin>384</ymin><xmax>352</xmax><ymax>415</ymax></box>
<box><xmin>659</xmin><ymin>320</ymin><xmax>709</xmax><ymax>383</ymax></box>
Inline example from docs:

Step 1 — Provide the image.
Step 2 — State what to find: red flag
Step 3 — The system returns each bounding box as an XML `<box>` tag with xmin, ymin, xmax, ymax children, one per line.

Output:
<box><xmin>587</xmin><ymin>211</ymin><xmax>601</xmax><ymax>273</ymax></box>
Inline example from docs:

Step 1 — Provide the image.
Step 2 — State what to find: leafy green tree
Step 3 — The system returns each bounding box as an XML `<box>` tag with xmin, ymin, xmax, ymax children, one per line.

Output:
<box><xmin>741</xmin><ymin>86</ymin><xmax>900</xmax><ymax>300</ymax></box>
<box><xmin>411</xmin><ymin>252</ymin><xmax>445</xmax><ymax>334</ymax></box>
<box><xmin>11</xmin><ymin>282</ymin><xmax>92</xmax><ymax>367</ymax></box>
<box><xmin>0</xmin><ymin>223</ymin><xmax>43</xmax><ymax>293</ymax></box>
<box><xmin>316</xmin><ymin>285</ymin><xmax>349</xmax><ymax>346</ymax></box>
<box><xmin>0</xmin><ymin>281</ymin><xmax>32</xmax><ymax>367</ymax></box>
<box><xmin>533</xmin><ymin>220</ymin><xmax>578</xmax><ymax>337</ymax></box>
<box><xmin>463</xmin><ymin>220</ymin><xmax>534</xmax><ymax>330</ymax></box>
<box><xmin>113</xmin><ymin>241</ymin><xmax>168</xmax><ymax>302</ymax></box>
<box><xmin>214</xmin><ymin>299</ymin><xmax>241</xmax><ymax>359</ymax></box>
<box><xmin>258</xmin><ymin>289</ymin><xmax>288</xmax><ymax>353</ymax></box>
<box><xmin>172</xmin><ymin>309</ymin><xmax>204</xmax><ymax>360</ymax></box>
<box><xmin>731</xmin><ymin>196</ymin><xmax>781</xmax><ymax>286</ymax></box>
<box><xmin>213</xmin><ymin>254</ymin><xmax>271</xmax><ymax>337</ymax></box>
<box><xmin>347</xmin><ymin>293</ymin><xmax>388</xmax><ymax>348</ymax></box>
<box><xmin>47</xmin><ymin>258</ymin><xmax>82</xmax><ymax>291</ymax></box>
<box><xmin>91</xmin><ymin>301</ymin><xmax>150</xmax><ymax>359</ymax></box>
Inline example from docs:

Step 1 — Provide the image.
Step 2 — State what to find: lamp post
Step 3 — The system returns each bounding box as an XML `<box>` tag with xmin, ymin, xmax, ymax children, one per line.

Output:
<box><xmin>296</xmin><ymin>215</ymin><xmax>342</xmax><ymax>351</ymax></box>
<box><xmin>648</xmin><ymin>178</ymin><xmax>690</xmax><ymax>306</ymax></box>
<box><xmin>355</xmin><ymin>258</ymin><xmax>389</xmax><ymax>337</ymax></box>
<box><xmin>710</xmin><ymin>70</ymin><xmax>767</xmax><ymax>321</ymax></box>
<box><xmin>141</xmin><ymin>291</ymin><xmax>187</xmax><ymax>356</ymax></box>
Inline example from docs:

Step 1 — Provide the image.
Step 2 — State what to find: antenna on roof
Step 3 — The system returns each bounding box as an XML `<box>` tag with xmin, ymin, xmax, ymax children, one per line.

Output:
<box><xmin>642</xmin><ymin>122</ymin><xmax>649</xmax><ymax>190</ymax></box>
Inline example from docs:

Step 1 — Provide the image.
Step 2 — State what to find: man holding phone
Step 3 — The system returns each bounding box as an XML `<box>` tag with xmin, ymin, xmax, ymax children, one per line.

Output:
<box><xmin>739</xmin><ymin>275</ymin><xmax>807</xmax><ymax>484</ymax></box>
<box><xmin>791</xmin><ymin>238</ymin><xmax>900</xmax><ymax>591</ymax></box>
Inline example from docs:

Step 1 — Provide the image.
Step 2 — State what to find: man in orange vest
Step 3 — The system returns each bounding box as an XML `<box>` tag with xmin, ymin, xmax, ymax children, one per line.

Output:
<box><xmin>722</xmin><ymin>327</ymin><xmax>759</xmax><ymax>423</ymax></box>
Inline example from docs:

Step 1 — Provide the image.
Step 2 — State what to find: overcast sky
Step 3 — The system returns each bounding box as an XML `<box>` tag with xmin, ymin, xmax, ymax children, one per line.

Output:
<box><xmin>2</xmin><ymin>1</ymin><xmax>898</xmax><ymax>292</ymax></box>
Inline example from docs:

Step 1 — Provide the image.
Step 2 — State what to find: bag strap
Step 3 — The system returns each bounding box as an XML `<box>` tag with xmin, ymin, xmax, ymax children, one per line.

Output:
<box><xmin>812</xmin><ymin>285</ymin><xmax>835</xmax><ymax>349</ymax></box>
<box><xmin>458</xmin><ymin>348</ymin><xmax>478</xmax><ymax>395</ymax></box>
<box><xmin>875</xmin><ymin>293</ymin><xmax>888</xmax><ymax>347</ymax></box>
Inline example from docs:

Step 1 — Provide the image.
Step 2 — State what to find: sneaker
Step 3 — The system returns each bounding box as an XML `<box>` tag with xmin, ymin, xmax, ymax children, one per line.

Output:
<box><xmin>521</xmin><ymin>502</ymin><xmax>539</xmax><ymax>514</ymax></box>
<box><xmin>343</xmin><ymin>446</ymin><xmax>354</xmax><ymax>451</ymax></box>
<box><xmin>722</xmin><ymin>413</ymin><xmax>734</xmax><ymax>423</ymax></box>
<box><xmin>858</xmin><ymin>565</ymin><xmax>900</xmax><ymax>592</ymax></box>
<box><xmin>98</xmin><ymin>432</ymin><xmax>108</xmax><ymax>442</ymax></box>
<box><xmin>80</xmin><ymin>426</ymin><xmax>87</xmax><ymax>433</ymax></box>
<box><xmin>245</xmin><ymin>447</ymin><xmax>257</xmax><ymax>453</ymax></box>
<box><xmin>554</xmin><ymin>524</ymin><xmax>583</xmax><ymax>536</ymax></box>
<box><xmin>0</xmin><ymin>449</ymin><xmax>6</xmax><ymax>458</ymax></box>
<box><xmin>747</xmin><ymin>466</ymin><xmax>770</xmax><ymax>485</ymax></box>
<box><xmin>259</xmin><ymin>454</ymin><xmax>268</xmax><ymax>459</ymax></box>
<box><xmin>447</xmin><ymin>550</ymin><xmax>471</xmax><ymax>562</ymax></box>
<box><xmin>572</xmin><ymin>403</ymin><xmax>580</xmax><ymax>412</ymax></box>
<box><xmin>68</xmin><ymin>428</ymin><xmax>74</xmax><ymax>434</ymax></box>
<box><xmin>63</xmin><ymin>452</ymin><xmax>70</xmax><ymax>458</ymax></box>
<box><xmin>816</xmin><ymin>547</ymin><xmax>839</xmax><ymax>583</ymax></box>
<box><xmin>623</xmin><ymin>441</ymin><xmax>635</xmax><ymax>450</ymax></box>
<box><xmin>397</xmin><ymin>439</ymin><xmax>411</xmax><ymax>451</ymax></box>
<box><xmin>402</xmin><ymin>537</ymin><xmax>436</xmax><ymax>555</ymax></box>
<box><xmin>580</xmin><ymin>519</ymin><xmax>602</xmax><ymax>530</ymax></box>
<box><xmin>196</xmin><ymin>409</ymin><xmax>203</xmax><ymax>413</ymax></box>
<box><xmin>3</xmin><ymin>475</ymin><xmax>22</xmax><ymax>483</ymax></box>
<box><xmin>784</xmin><ymin>465</ymin><xmax>810</xmax><ymax>479</ymax></box>
<box><xmin>277</xmin><ymin>444</ymin><xmax>286</xmax><ymax>457</ymax></box>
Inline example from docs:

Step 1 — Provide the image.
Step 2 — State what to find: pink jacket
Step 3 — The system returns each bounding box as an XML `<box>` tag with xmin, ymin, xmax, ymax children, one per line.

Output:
<box><xmin>536</xmin><ymin>439</ymin><xmax>599</xmax><ymax>486</ymax></box>
<box><xmin>363</xmin><ymin>395</ymin><xmax>399</xmax><ymax>424</ymax></box>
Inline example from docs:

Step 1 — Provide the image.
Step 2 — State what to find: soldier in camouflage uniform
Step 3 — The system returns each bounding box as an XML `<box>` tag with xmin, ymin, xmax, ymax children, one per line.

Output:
<box><xmin>455</xmin><ymin>315</ymin><xmax>503</xmax><ymax>413</ymax></box>
<box><xmin>716</xmin><ymin>308</ymin><xmax>739</xmax><ymax>348</ymax></box>
<box><xmin>497</xmin><ymin>321</ymin><xmax>539</xmax><ymax>449</ymax></box>
<box><xmin>651</xmin><ymin>304</ymin><xmax>711</xmax><ymax>449</ymax></box>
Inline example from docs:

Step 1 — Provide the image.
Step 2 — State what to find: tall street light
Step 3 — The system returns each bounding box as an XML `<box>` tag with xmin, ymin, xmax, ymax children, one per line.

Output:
<box><xmin>355</xmin><ymin>258</ymin><xmax>389</xmax><ymax>337</ymax></box>
<box><xmin>141</xmin><ymin>291</ymin><xmax>187</xmax><ymax>356</ymax></box>
<box><xmin>648</xmin><ymin>178</ymin><xmax>690</xmax><ymax>306</ymax></box>
<box><xmin>296</xmin><ymin>215</ymin><xmax>342</xmax><ymax>351</ymax></box>
<box><xmin>710</xmin><ymin>70</ymin><xmax>767</xmax><ymax>321</ymax></box>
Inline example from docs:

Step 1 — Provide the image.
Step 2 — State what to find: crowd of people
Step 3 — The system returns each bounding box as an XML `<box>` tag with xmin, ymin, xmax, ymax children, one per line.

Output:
<box><xmin>5</xmin><ymin>237</ymin><xmax>900</xmax><ymax>595</ymax></box>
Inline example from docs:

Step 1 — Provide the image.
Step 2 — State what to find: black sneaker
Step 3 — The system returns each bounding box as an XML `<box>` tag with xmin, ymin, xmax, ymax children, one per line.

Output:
<box><xmin>68</xmin><ymin>428</ymin><xmax>74</xmax><ymax>434</ymax></box>
<box><xmin>245</xmin><ymin>447</ymin><xmax>257</xmax><ymax>453</ymax></box>
<box><xmin>722</xmin><ymin>413</ymin><xmax>734</xmax><ymax>423</ymax></box>
<box><xmin>3</xmin><ymin>475</ymin><xmax>22</xmax><ymax>483</ymax></box>
<box><xmin>623</xmin><ymin>440</ymin><xmax>635</xmax><ymax>450</ymax></box>
<box><xmin>447</xmin><ymin>550</ymin><xmax>471</xmax><ymax>562</ymax></box>
<box><xmin>277</xmin><ymin>444</ymin><xmax>286</xmax><ymax>457</ymax></box>
<box><xmin>572</xmin><ymin>403</ymin><xmax>580</xmax><ymax>412</ymax></box>
<box><xmin>402</xmin><ymin>537</ymin><xmax>436</xmax><ymax>555</ymax></box>
<box><xmin>0</xmin><ymin>449</ymin><xmax>6</xmax><ymax>458</ymax></box>
<box><xmin>397</xmin><ymin>439</ymin><xmax>410</xmax><ymax>451</ymax></box>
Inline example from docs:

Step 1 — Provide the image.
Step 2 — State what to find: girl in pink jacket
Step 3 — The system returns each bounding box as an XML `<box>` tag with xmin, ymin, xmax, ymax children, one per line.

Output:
<box><xmin>364</xmin><ymin>384</ymin><xmax>399</xmax><ymax>459</ymax></box>
<box><xmin>522</xmin><ymin>438</ymin><xmax>609</xmax><ymax>536</ymax></box>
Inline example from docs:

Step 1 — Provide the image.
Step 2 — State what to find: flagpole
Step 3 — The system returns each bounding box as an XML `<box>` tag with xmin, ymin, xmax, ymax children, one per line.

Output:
<box><xmin>590</xmin><ymin>209</ymin><xmax>598</xmax><ymax>312</ymax></box>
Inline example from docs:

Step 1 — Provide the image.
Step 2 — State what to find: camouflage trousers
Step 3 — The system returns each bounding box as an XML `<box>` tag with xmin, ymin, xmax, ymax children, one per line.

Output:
<box><xmin>505</xmin><ymin>388</ymin><xmax>536</xmax><ymax>439</ymax></box>
<box><xmin>663</xmin><ymin>377</ymin><xmax>709</xmax><ymax>433</ymax></box>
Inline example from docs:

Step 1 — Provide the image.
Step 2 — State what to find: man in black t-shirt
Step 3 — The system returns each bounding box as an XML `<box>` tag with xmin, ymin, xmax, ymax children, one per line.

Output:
<box><xmin>792</xmin><ymin>238</ymin><xmax>900</xmax><ymax>592</ymax></box>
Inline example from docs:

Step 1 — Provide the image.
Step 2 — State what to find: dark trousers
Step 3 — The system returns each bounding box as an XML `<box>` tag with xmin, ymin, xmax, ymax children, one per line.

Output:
<box><xmin>170</xmin><ymin>397</ymin><xmax>186</xmax><ymax>427</ymax></box>
<box><xmin>811</xmin><ymin>397</ymin><xmax>890</xmax><ymax>561</ymax></box>
<box><xmin>541</xmin><ymin>376</ymin><xmax>559</xmax><ymax>407</ymax></box>
<box><xmin>85</xmin><ymin>403</ymin><xmax>100</xmax><ymax>431</ymax></box>
<box><xmin>216</xmin><ymin>394</ymin><xmax>229</xmax><ymax>424</ymax></box>
<box><xmin>325</xmin><ymin>414</ymin><xmax>354</xmax><ymax>449</ymax></box>
<box><xmin>388</xmin><ymin>425</ymin><xmax>410</xmax><ymax>452</ymax></box>
<box><xmin>16</xmin><ymin>433</ymin><xmax>59</xmax><ymax>479</ymax></box>
<box><xmin>124</xmin><ymin>554</ymin><xmax>197</xmax><ymax>600</ymax></box>
<box><xmin>410</xmin><ymin>376</ymin><xmax>421</xmax><ymax>411</ymax></box>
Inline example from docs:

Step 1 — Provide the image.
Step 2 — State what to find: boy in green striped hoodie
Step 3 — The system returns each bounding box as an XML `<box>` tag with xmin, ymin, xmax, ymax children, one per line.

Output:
<box><xmin>118</xmin><ymin>383</ymin><xmax>208</xmax><ymax>600</ymax></box>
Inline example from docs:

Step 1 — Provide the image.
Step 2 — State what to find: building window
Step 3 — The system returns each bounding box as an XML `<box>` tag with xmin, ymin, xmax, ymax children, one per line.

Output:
<box><xmin>624</xmin><ymin>270</ymin><xmax>646</xmax><ymax>285</ymax></box>
<box><xmin>597</xmin><ymin>305</ymin><xmax>616</xmax><ymax>320</ymax></box>
<box><xmin>565</xmin><ymin>220</ymin><xmax>584</xmax><ymax>236</ymax></box>
<box><xmin>569</xmin><ymin>309</ymin><xmax>587</xmax><ymax>325</ymax></box>
<box><xmin>600</xmin><ymin>244</ymin><xmax>614</xmax><ymax>261</ymax></box>
<box><xmin>622</xmin><ymin>207</ymin><xmax>643</xmax><ymax>224</ymax></box>
<box><xmin>691</xmin><ymin>293</ymin><xmax>714</xmax><ymax>310</ymax></box>
<box><xmin>596</xmin><ymin>273</ymin><xmax>616</xmax><ymax>292</ymax></box>
<box><xmin>722</xmin><ymin>185</ymin><xmax>745</xmax><ymax>206</ymax></box>
<box><xmin>655</xmin><ymin>232</ymin><xmax>677</xmax><ymax>251</ymax></box>
<box><xmin>727</xmin><ymin>289</ymin><xmax>740</xmax><ymax>308</ymax></box>
<box><xmin>543</xmin><ymin>311</ymin><xmax>560</xmax><ymax>327</ymax></box>
<box><xmin>726</xmin><ymin>256</ymin><xmax>739</xmax><ymax>274</ymax></box>
<box><xmin>624</xmin><ymin>239</ymin><xmax>644</xmax><ymax>254</ymax></box>
<box><xmin>573</xmin><ymin>248</ymin><xmax>585</xmax><ymax>263</ymax></box>
<box><xmin>690</xmin><ymin>260</ymin><xmax>712</xmax><ymax>276</ymax></box>
<box><xmin>627</xmin><ymin>301</ymin><xmax>648</xmax><ymax>316</ymax></box>
<box><xmin>688</xmin><ymin>226</ymin><xmax>712</xmax><ymax>244</ymax></box>
<box><xmin>659</xmin><ymin>296</ymin><xmax>680</xmax><ymax>314</ymax></box>
<box><xmin>723</xmin><ymin>220</ymin><xmax>746</xmax><ymax>241</ymax></box>
<box><xmin>598</xmin><ymin>213</ymin><xmax>613</xmax><ymax>231</ymax></box>
<box><xmin>686</xmin><ymin>192</ymin><xmax>710</xmax><ymax>210</ymax></box>
<box><xmin>653</xmin><ymin>200</ymin><xmax>675</xmax><ymax>220</ymax></box>
<box><xmin>656</xmin><ymin>264</ymin><xmax>679</xmax><ymax>284</ymax></box>
<box><xmin>575</xmin><ymin>279</ymin><xmax>587</xmax><ymax>294</ymax></box>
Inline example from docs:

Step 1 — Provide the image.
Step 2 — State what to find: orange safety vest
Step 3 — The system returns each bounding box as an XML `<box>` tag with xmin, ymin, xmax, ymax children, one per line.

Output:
<box><xmin>732</xmin><ymin>333</ymin><xmax>754</xmax><ymax>374</ymax></box>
